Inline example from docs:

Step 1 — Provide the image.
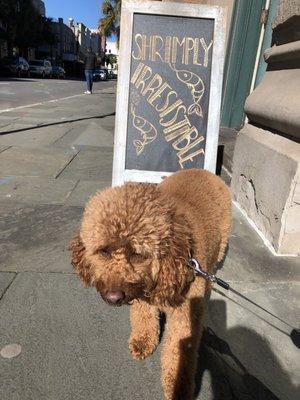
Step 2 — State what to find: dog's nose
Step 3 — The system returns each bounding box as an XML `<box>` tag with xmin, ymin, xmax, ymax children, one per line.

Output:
<box><xmin>105</xmin><ymin>290</ymin><xmax>125</xmax><ymax>305</ymax></box>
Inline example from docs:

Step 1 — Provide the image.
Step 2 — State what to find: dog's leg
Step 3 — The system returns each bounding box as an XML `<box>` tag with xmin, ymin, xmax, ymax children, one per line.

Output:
<box><xmin>129</xmin><ymin>300</ymin><xmax>160</xmax><ymax>360</ymax></box>
<box><xmin>129</xmin><ymin>301</ymin><xmax>159</xmax><ymax>360</ymax></box>
<box><xmin>161</xmin><ymin>281</ymin><xmax>206</xmax><ymax>400</ymax></box>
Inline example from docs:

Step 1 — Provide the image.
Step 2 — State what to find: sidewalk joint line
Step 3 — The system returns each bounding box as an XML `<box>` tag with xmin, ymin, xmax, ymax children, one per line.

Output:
<box><xmin>52</xmin><ymin>126</ymin><xmax>74</xmax><ymax>144</ymax></box>
<box><xmin>0</xmin><ymin>112</ymin><xmax>115</xmax><ymax>136</ymax></box>
<box><xmin>54</xmin><ymin>151</ymin><xmax>80</xmax><ymax>179</ymax></box>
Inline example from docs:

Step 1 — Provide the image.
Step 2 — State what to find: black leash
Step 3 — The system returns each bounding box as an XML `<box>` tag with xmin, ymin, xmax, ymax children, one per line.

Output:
<box><xmin>188</xmin><ymin>258</ymin><xmax>300</xmax><ymax>348</ymax></box>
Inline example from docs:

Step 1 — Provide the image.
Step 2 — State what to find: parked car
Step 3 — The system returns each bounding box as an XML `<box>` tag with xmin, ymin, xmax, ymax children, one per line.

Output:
<box><xmin>0</xmin><ymin>56</ymin><xmax>30</xmax><ymax>77</ymax></box>
<box><xmin>93</xmin><ymin>69</ymin><xmax>108</xmax><ymax>81</ymax></box>
<box><xmin>102</xmin><ymin>67</ymin><xmax>109</xmax><ymax>79</ymax></box>
<box><xmin>51</xmin><ymin>66</ymin><xmax>66</xmax><ymax>79</ymax></box>
<box><xmin>107</xmin><ymin>69</ymin><xmax>117</xmax><ymax>79</ymax></box>
<box><xmin>29</xmin><ymin>60</ymin><xmax>52</xmax><ymax>78</ymax></box>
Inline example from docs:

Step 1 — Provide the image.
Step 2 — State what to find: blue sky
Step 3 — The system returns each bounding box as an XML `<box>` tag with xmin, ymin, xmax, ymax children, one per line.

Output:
<box><xmin>44</xmin><ymin>0</ymin><xmax>103</xmax><ymax>30</ymax></box>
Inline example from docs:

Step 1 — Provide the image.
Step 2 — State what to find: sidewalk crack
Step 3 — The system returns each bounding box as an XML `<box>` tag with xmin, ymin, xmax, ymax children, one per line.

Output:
<box><xmin>0</xmin><ymin>272</ymin><xmax>17</xmax><ymax>302</ymax></box>
<box><xmin>65</xmin><ymin>179</ymin><xmax>80</xmax><ymax>202</ymax></box>
<box><xmin>0</xmin><ymin>145</ymin><xmax>11</xmax><ymax>155</ymax></box>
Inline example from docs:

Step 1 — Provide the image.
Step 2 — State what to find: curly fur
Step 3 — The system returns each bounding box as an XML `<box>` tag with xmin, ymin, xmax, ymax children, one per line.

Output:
<box><xmin>70</xmin><ymin>169</ymin><xmax>231</xmax><ymax>400</ymax></box>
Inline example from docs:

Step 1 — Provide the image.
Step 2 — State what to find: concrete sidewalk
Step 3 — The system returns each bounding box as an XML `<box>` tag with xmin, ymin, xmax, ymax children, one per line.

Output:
<box><xmin>0</xmin><ymin>85</ymin><xmax>299</xmax><ymax>400</ymax></box>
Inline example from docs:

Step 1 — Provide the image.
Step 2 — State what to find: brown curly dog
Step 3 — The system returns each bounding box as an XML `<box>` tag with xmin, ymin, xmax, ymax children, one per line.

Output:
<box><xmin>70</xmin><ymin>168</ymin><xmax>231</xmax><ymax>400</ymax></box>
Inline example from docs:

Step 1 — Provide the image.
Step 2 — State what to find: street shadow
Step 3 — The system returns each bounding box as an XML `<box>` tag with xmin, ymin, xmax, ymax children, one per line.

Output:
<box><xmin>0</xmin><ymin>77</ymin><xmax>37</xmax><ymax>83</ymax></box>
<box><xmin>193</xmin><ymin>299</ymin><xmax>298</xmax><ymax>400</ymax></box>
<box><xmin>0</xmin><ymin>76</ymin><xmax>84</xmax><ymax>82</ymax></box>
<box><xmin>0</xmin><ymin>76</ymin><xmax>116</xmax><ymax>83</ymax></box>
<box><xmin>58</xmin><ymin>77</ymin><xmax>85</xmax><ymax>81</ymax></box>
<box><xmin>0</xmin><ymin>112</ymin><xmax>115</xmax><ymax>136</ymax></box>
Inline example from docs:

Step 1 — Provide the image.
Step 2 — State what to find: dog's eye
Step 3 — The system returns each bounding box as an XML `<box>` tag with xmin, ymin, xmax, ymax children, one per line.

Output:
<box><xmin>130</xmin><ymin>252</ymin><xmax>147</xmax><ymax>263</ymax></box>
<box><xmin>98</xmin><ymin>247</ymin><xmax>110</xmax><ymax>257</ymax></box>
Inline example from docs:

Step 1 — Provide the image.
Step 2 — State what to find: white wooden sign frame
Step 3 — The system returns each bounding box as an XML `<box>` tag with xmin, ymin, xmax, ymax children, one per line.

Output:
<box><xmin>112</xmin><ymin>0</ymin><xmax>226</xmax><ymax>186</ymax></box>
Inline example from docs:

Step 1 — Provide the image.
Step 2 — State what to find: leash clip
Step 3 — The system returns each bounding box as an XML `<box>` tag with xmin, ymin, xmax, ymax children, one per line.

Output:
<box><xmin>188</xmin><ymin>258</ymin><xmax>216</xmax><ymax>283</ymax></box>
<box><xmin>188</xmin><ymin>258</ymin><xmax>229</xmax><ymax>290</ymax></box>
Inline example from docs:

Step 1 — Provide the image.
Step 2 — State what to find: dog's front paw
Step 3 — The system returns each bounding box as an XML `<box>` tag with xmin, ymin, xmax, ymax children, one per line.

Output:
<box><xmin>129</xmin><ymin>335</ymin><xmax>157</xmax><ymax>360</ymax></box>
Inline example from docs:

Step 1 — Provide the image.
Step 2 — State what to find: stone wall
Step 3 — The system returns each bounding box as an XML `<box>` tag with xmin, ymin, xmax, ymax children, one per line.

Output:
<box><xmin>231</xmin><ymin>0</ymin><xmax>300</xmax><ymax>255</ymax></box>
<box><xmin>272</xmin><ymin>0</ymin><xmax>300</xmax><ymax>28</ymax></box>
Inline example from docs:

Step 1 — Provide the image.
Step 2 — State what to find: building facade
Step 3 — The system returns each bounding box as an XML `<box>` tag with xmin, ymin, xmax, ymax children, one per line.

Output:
<box><xmin>105</xmin><ymin>41</ymin><xmax>118</xmax><ymax>70</ymax></box>
<box><xmin>90</xmin><ymin>29</ymin><xmax>106</xmax><ymax>64</ymax></box>
<box><xmin>231</xmin><ymin>0</ymin><xmax>300</xmax><ymax>255</ymax></box>
<box><xmin>37</xmin><ymin>18</ymin><xmax>107</xmax><ymax>75</ymax></box>
<box><xmin>53</xmin><ymin>18</ymin><xmax>77</xmax><ymax>63</ymax></box>
<box><xmin>72</xmin><ymin>22</ymin><xmax>92</xmax><ymax>58</ymax></box>
<box><xmin>0</xmin><ymin>20</ymin><xmax>7</xmax><ymax>59</ymax></box>
<box><xmin>38</xmin><ymin>18</ymin><xmax>77</xmax><ymax>65</ymax></box>
<box><xmin>106</xmin><ymin>41</ymin><xmax>118</xmax><ymax>56</ymax></box>
<box><xmin>90</xmin><ymin>29</ymin><xmax>102</xmax><ymax>55</ymax></box>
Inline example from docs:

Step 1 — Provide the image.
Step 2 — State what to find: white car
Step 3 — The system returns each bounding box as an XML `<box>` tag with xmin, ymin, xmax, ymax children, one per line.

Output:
<box><xmin>29</xmin><ymin>60</ymin><xmax>52</xmax><ymax>78</ymax></box>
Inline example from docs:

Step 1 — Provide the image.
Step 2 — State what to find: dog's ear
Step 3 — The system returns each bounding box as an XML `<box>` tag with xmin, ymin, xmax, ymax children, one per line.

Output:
<box><xmin>69</xmin><ymin>235</ymin><xmax>92</xmax><ymax>287</ymax></box>
<box><xmin>153</xmin><ymin>254</ymin><xmax>189</xmax><ymax>306</ymax></box>
<box><xmin>151</xmin><ymin>216</ymin><xmax>194</xmax><ymax>306</ymax></box>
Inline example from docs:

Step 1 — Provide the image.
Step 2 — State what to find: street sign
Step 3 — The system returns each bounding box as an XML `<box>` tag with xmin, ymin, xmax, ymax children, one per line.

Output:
<box><xmin>112</xmin><ymin>0</ymin><xmax>226</xmax><ymax>185</ymax></box>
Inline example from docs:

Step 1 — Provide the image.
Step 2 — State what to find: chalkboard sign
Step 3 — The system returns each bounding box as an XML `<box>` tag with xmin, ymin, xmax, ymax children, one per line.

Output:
<box><xmin>112</xmin><ymin>1</ymin><xmax>226</xmax><ymax>186</ymax></box>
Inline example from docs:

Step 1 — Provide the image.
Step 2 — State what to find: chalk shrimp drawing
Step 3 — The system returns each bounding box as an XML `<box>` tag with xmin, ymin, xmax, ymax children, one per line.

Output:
<box><xmin>169</xmin><ymin>63</ymin><xmax>205</xmax><ymax>118</ymax></box>
<box><xmin>130</xmin><ymin>104</ymin><xmax>158</xmax><ymax>156</ymax></box>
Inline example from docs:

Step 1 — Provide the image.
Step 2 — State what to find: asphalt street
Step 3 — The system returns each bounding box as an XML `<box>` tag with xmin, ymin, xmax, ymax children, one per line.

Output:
<box><xmin>0</xmin><ymin>77</ymin><xmax>115</xmax><ymax>111</ymax></box>
<box><xmin>0</xmin><ymin>79</ymin><xmax>299</xmax><ymax>400</ymax></box>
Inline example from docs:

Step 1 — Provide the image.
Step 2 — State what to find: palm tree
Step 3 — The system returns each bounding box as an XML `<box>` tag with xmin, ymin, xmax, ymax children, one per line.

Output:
<box><xmin>99</xmin><ymin>0</ymin><xmax>121</xmax><ymax>45</ymax></box>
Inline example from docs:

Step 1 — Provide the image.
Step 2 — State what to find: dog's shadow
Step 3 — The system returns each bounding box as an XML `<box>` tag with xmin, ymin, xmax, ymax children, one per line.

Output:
<box><xmin>193</xmin><ymin>299</ymin><xmax>297</xmax><ymax>400</ymax></box>
<box><xmin>157</xmin><ymin>250</ymin><xmax>296</xmax><ymax>400</ymax></box>
<box><xmin>192</xmin><ymin>248</ymin><xmax>297</xmax><ymax>399</ymax></box>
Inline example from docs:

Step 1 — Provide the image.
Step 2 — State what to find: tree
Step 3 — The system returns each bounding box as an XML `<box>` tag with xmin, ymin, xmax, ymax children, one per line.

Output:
<box><xmin>15</xmin><ymin>1</ymin><xmax>56</xmax><ymax>56</ymax></box>
<box><xmin>99</xmin><ymin>0</ymin><xmax>121</xmax><ymax>45</ymax></box>
<box><xmin>0</xmin><ymin>0</ymin><xmax>56</xmax><ymax>57</ymax></box>
<box><xmin>0</xmin><ymin>0</ymin><xmax>19</xmax><ymax>55</ymax></box>
<box><xmin>105</xmin><ymin>53</ymin><xmax>117</xmax><ymax>68</ymax></box>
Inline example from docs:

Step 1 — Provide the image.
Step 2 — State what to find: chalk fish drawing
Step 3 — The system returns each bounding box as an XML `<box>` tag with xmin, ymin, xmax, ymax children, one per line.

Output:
<box><xmin>169</xmin><ymin>63</ymin><xmax>205</xmax><ymax>118</ymax></box>
<box><xmin>130</xmin><ymin>104</ymin><xmax>158</xmax><ymax>156</ymax></box>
